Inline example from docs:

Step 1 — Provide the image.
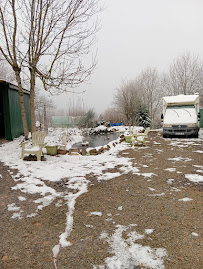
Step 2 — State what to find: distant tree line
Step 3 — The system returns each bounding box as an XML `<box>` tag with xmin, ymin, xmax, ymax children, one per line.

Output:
<box><xmin>101</xmin><ymin>52</ymin><xmax>203</xmax><ymax>128</ymax></box>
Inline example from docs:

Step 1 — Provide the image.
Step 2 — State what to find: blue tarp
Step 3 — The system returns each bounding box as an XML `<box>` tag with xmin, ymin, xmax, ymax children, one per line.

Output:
<box><xmin>110</xmin><ymin>123</ymin><xmax>122</xmax><ymax>127</ymax></box>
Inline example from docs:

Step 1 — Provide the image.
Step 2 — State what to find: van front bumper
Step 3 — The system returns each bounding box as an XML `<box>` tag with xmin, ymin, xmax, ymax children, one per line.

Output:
<box><xmin>163</xmin><ymin>126</ymin><xmax>199</xmax><ymax>137</ymax></box>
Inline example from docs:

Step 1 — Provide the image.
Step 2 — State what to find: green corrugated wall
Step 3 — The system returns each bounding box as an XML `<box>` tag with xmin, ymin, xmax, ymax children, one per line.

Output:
<box><xmin>200</xmin><ymin>109</ymin><xmax>203</xmax><ymax>128</ymax></box>
<box><xmin>7</xmin><ymin>88</ymin><xmax>31</xmax><ymax>140</ymax></box>
<box><xmin>1</xmin><ymin>87</ymin><xmax>12</xmax><ymax>139</ymax></box>
<box><xmin>0</xmin><ymin>82</ymin><xmax>30</xmax><ymax>140</ymax></box>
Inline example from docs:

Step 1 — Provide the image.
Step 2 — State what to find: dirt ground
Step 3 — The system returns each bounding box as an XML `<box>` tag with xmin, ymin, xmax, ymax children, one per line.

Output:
<box><xmin>0</xmin><ymin>131</ymin><xmax>202</xmax><ymax>269</ymax></box>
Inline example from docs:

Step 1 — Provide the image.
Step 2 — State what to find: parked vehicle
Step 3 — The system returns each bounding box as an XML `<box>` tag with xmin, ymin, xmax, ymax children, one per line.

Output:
<box><xmin>161</xmin><ymin>94</ymin><xmax>200</xmax><ymax>138</ymax></box>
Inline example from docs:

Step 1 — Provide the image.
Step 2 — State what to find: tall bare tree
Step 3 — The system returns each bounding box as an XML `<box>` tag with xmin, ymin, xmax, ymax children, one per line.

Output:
<box><xmin>35</xmin><ymin>90</ymin><xmax>55</xmax><ymax>130</ymax></box>
<box><xmin>100</xmin><ymin>107</ymin><xmax>126</xmax><ymax>124</ymax></box>
<box><xmin>113</xmin><ymin>80</ymin><xmax>141</xmax><ymax>125</ymax></box>
<box><xmin>165</xmin><ymin>52</ymin><xmax>203</xmax><ymax>96</ymax></box>
<box><xmin>0</xmin><ymin>0</ymin><xmax>100</xmax><ymax>137</ymax></box>
<box><xmin>138</xmin><ymin>68</ymin><xmax>162</xmax><ymax>127</ymax></box>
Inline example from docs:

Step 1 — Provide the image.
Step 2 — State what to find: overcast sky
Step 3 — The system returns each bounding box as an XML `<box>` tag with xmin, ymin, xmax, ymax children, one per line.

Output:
<box><xmin>53</xmin><ymin>0</ymin><xmax>203</xmax><ymax>115</ymax></box>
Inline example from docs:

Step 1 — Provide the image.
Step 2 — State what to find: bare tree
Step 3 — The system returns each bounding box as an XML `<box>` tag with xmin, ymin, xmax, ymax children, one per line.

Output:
<box><xmin>113</xmin><ymin>80</ymin><xmax>141</xmax><ymax>125</ymax></box>
<box><xmin>166</xmin><ymin>52</ymin><xmax>203</xmax><ymax>96</ymax></box>
<box><xmin>138</xmin><ymin>68</ymin><xmax>162</xmax><ymax>127</ymax></box>
<box><xmin>68</xmin><ymin>95</ymin><xmax>86</xmax><ymax>117</ymax></box>
<box><xmin>35</xmin><ymin>90</ymin><xmax>55</xmax><ymax>130</ymax></box>
<box><xmin>0</xmin><ymin>0</ymin><xmax>100</xmax><ymax>136</ymax></box>
<box><xmin>0</xmin><ymin>1</ymin><xmax>30</xmax><ymax>138</ymax></box>
<box><xmin>100</xmin><ymin>107</ymin><xmax>126</xmax><ymax>124</ymax></box>
<box><xmin>197</xmin><ymin>68</ymin><xmax>203</xmax><ymax>106</ymax></box>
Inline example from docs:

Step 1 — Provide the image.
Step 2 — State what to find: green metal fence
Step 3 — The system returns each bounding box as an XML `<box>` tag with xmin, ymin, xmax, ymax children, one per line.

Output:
<box><xmin>52</xmin><ymin>116</ymin><xmax>74</xmax><ymax>128</ymax></box>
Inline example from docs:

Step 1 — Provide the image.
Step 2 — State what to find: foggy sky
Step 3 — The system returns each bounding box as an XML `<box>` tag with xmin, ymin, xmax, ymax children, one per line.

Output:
<box><xmin>53</xmin><ymin>0</ymin><xmax>203</xmax><ymax>115</ymax></box>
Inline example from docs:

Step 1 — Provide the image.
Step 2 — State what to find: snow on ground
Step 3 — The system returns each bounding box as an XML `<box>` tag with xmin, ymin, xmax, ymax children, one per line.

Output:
<box><xmin>193</xmin><ymin>150</ymin><xmax>203</xmax><ymax>153</ymax></box>
<box><xmin>145</xmin><ymin>229</ymin><xmax>154</xmax><ymax>235</ymax></box>
<box><xmin>166</xmin><ymin>178</ymin><xmax>175</xmax><ymax>184</ymax></box>
<box><xmin>185</xmin><ymin>174</ymin><xmax>203</xmax><ymax>183</ymax></box>
<box><xmin>0</xmin><ymin>126</ymin><xmax>202</xmax><ymax>268</ymax></box>
<box><xmin>0</xmin><ymin>126</ymin><xmax>150</xmax><ymax>263</ymax></box>
<box><xmin>95</xmin><ymin>225</ymin><xmax>167</xmax><ymax>269</ymax></box>
<box><xmin>191</xmin><ymin>232</ymin><xmax>199</xmax><ymax>237</ymax></box>
<box><xmin>178</xmin><ymin>197</ymin><xmax>193</xmax><ymax>202</ymax></box>
<box><xmin>167</xmin><ymin>157</ymin><xmax>192</xmax><ymax>162</ymax></box>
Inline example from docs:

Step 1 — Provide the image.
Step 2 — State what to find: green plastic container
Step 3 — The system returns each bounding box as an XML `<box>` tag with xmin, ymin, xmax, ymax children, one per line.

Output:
<box><xmin>124</xmin><ymin>136</ymin><xmax>132</xmax><ymax>143</ymax></box>
<box><xmin>46</xmin><ymin>145</ymin><xmax>58</xmax><ymax>155</ymax></box>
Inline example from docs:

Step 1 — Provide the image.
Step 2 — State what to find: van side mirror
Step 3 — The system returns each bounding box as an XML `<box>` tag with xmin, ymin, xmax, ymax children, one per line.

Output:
<box><xmin>197</xmin><ymin>112</ymin><xmax>200</xmax><ymax>119</ymax></box>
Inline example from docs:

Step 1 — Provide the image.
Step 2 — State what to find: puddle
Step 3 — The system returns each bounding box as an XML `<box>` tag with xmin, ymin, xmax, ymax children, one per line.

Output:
<box><xmin>72</xmin><ymin>132</ymin><xmax>122</xmax><ymax>149</ymax></box>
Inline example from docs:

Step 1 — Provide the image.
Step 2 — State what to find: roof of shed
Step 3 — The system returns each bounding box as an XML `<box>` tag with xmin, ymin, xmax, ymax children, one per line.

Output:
<box><xmin>0</xmin><ymin>80</ymin><xmax>30</xmax><ymax>95</ymax></box>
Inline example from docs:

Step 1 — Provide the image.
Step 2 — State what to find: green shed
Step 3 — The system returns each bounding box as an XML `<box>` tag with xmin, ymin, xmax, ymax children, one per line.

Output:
<box><xmin>0</xmin><ymin>80</ymin><xmax>30</xmax><ymax>140</ymax></box>
<box><xmin>200</xmin><ymin>108</ymin><xmax>203</xmax><ymax>128</ymax></box>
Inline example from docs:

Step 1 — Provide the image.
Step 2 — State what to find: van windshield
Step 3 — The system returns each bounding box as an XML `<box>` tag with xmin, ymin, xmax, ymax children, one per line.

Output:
<box><xmin>165</xmin><ymin>105</ymin><xmax>196</xmax><ymax>125</ymax></box>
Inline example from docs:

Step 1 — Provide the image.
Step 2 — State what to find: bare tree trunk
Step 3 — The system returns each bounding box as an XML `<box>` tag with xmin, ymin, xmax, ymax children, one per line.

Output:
<box><xmin>30</xmin><ymin>69</ymin><xmax>36</xmax><ymax>133</ymax></box>
<box><xmin>43</xmin><ymin>104</ymin><xmax>48</xmax><ymax>132</ymax></box>
<box><xmin>14</xmin><ymin>70</ymin><xmax>29</xmax><ymax>139</ymax></box>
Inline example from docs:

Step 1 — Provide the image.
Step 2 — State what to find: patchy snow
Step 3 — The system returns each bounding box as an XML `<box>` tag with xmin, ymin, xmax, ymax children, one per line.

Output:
<box><xmin>165</xmin><ymin>168</ymin><xmax>176</xmax><ymax>172</ymax></box>
<box><xmin>95</xmin><ymin>225</ymin><xmax>167</xmax><ymax>269</ymax></box>
<box><xmin>34</xmin><ymin>195</ymin><xmax>56</xmax><ymax>210</ymax></box>
<box><xmin>0</xmin><ymin>126</ymin><xmax>202</xmax><ymax>267</ymax></box>
<box><xmin>153</xmin><ymin>142</ymin><xmax>161</xmax><ymax>145</ymax></box>
<box><xmin>168</xmin><ymin>157</ymin><xmax>192</xmax><ymax>162</ymax></box>
<box><xmin>193</xmin><ymin>150</ymin><xmax>203</xmax><ymax>153</ymax></box>
<box><xmin>90</xmin><ymin>212</ymin><xmax>103</xmax><ymax>216</ymax></box>
<box><xmin>149</xmin><ymin>193</ymin><xmax>165</xmax><ymax>197</ymax></box>
<box><xmin>166</xmin><ymin>178</ymin><xmax>175</xmax><ymax>184</ymax></box>
<box><xmin>11</xmin><ymin>211</ymin><xmax>23</xmax><ymax>219</ymax></box>
<box><xmin>7</xmin><ymin>203</ymin><xmax>23</xmax><ymax>219</ymax></box>
<box><xmin>193</xmin><ymin>165</ymin><xmax>203</xmax><ymax>168</ymax></box>
<box><xmin>8</xmin><ymin>203</ymin><xmax>21</xmax><ymax>211</ymax></box>
<box><xmin>85</xmin><ymin>224</ymin><xmax>94</xmax><ymax>228</ymax></box>
<box><xmin>18</xmin><ymin>196</ymin><xmax>26</xmax><ymax>201</ymax></box>
<box><xmin>185</xmin><ymin>174</ymin><xmax>203</xmax><ymax>183</ymax></box>
<box><xmin>191</xmin><ymin>232</ymin><xmax>199</xmax><ymax>237</ymax></box>
<box><xmin>169</xmin><ymin>140</ymin><xmax>197</xmax><ymax>148</ymax></box>
<box><xmin>145</xmin><ymin>229</ymin><xmax>154</xmax><ymax>235</ymax></box>
<box><xmin>52</xmin><ymin>244</ymin><xmax>60</xmax><ymax>258</ymax></box>
<box><xmin>196</xmin><ymin>169</ymin><xmax>203</xmax><ymax>173</ymax></box>
<box><xmin>27</xmin><ymin>213</ymin><xmax>37</xmax><ymax>218</ymax></box>
<box><xmin>148</xmin><ymin>187</ymin><xmax>155</xmax><ymax>191</ymax></box>
<box><xmin>95</xmin><ymin>125</ymin><xmax>107</xmax><ymax>132</ymax></box>
<box><xmin>170</xmin><ymin>187</ymin><xmax>182</xmax><ymax>192</ymax></box>
<box><xmin>178</xmin><ymin>197</ymin><xmax>193</xmax><ymax>202</ymax></box>
<box><xmin>0</xmin><ymin>127</ymin><xmax>141</xmax><ymax>260</ymax></box>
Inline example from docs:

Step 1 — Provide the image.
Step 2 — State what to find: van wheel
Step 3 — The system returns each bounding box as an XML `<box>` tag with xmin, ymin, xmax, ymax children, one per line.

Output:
<box><xmin>192</xmin><ymin>133</ymin><xmax>198</xmax><ymax>138</ymax></box>
<box><xmin>163</xmin><ymin>134</ymin><xmax>167</xmax><ymax>138</ymax></box>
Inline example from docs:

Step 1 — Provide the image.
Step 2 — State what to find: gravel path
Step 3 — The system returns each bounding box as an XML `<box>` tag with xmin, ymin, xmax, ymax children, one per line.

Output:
<box><xmin>0</xmin><ymin>131</ymin><xmax>202</xmax><ymax>269</ymax></box>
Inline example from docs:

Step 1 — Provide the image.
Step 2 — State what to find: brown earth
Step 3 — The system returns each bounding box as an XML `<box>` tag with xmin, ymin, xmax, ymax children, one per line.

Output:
<box><xmin>0</xmin><ymin>131</ymin><xmax>202</xmax><ymax>269</ymax></box>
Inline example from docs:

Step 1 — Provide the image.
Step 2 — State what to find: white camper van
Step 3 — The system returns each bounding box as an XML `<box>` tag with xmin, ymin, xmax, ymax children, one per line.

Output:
<box><xmin>162</xmin><ymin>94</ymin><xmax>200</xmax><ymax>138</ymax></box>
